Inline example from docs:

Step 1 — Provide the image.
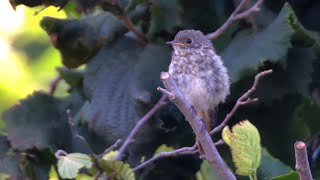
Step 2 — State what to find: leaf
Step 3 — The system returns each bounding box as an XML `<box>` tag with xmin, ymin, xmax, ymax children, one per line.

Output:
<box><xmin>222</xmin><ymin>3</ymin><xmax>320</xmax><ymax>82</ymax></box>
<box><xmin>48</xmin><ymin>166</ymin><xmax>58</xmax><ymax>180</ymax></box>
<box><xmin>222</xmin><ymin>120</ymin><xmax>261</xmax><ymax>176</ymax></box>
<box><xmin>153</xmin><ymin>144</ymin><xmax>174</xmax><ymax>156</ymax></box>
<box><xmin>2</xmin><ymin>92</ymin><xmax>64</xmax><ymax>150</ymax></box>
<box><xmin>258</xmin><ymin>148</ymin><xmax>293</xmax><ymax>180</ymax></box>
<box><xmin>195</xmin><ymin>161</ymin><xmax>221</xmax><ymax>180</ymax></box>
<box><xmin>293</xmin><ymin>97</ymin><xmax>320</xmax><ymax>135</ymax></box>
<box><xmin>57</xmin><ymin>67</ymin><xmax>84</xmax><ymax>88</ymax></box>
<box><xmin>103</xmin><ymin>151</ymin><xmax>118</xmax><ymax>160</ymax></box>
<box><xmin>270</xmin><ymin>171</ymin><xmax>299</xmax><ymax>180</ymax></box>
<box><xmin>98</xmin><ymin>159</ymin><xmax>135</xmax><ymax>180</ymax></box>
<box><xmin>0</xmin><ymin>135</ymin><xmax>23</xmax><ymax>179</ymax></box>
<box><xmin>40</xmin><ymin>13</ymin><xmax>117</xmax><ymax>68</ymax></box>
<box><xmin>148</xmin><ymin>0</ymin><xmax>182</xmax><ymax>34</ymax></box>
<box><xmin>57</xmin><ymin>153</ymin><xmax>93</xmax><ymax>179</ymax></box>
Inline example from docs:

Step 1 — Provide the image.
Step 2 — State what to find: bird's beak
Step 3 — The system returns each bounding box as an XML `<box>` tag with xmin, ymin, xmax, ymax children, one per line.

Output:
<box><xmin>165</xmin><ymin>41</ymin><xmax>185</xmax><ymax>47</ymax></box>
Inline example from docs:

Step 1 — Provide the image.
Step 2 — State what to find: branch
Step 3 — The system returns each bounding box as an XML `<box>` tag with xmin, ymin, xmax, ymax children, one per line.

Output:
<box><xmin>66</xmin><ymin>109</ymin><xmax>95</xmax><ymax>155</ymax></box>
<box><xmin>157</xmin><ymin>72</ymin><xmax>236</xmax><ymax>180</ymax></box>
<box><xmin>206</xmin><ymin>0</ymin><xmax>264</xmax><ymax>40</ymax></box>
<box><xmin>294</xmin><ymin>141</ymin><xmax>313</xmax><ymax>180</ymax></box>
<box><xmin>117</xmin><ymin>15</ymin><xmax>149</xmax><ymax>44</ymax></box>
<box><xmin>133</xmin><ymin>140</ymin><xmax>224</xmax><ymax>172</ymax></box>
<box><xmin>211</xmin><ymin>69</ymin><xmax>272</xmax><ymax>135</ymax></box>
<box><xmin>114</xmin><ymin>95</ymin><xmax>168</xmax><ymax>160</ymax></box>
<box><xmin>97</xmin><ymin>139</ymin><xmax>122</xmax><ymax>159</ymax></box>
<box><xmin>49</xmin><ymin>76</ymin><xmax>61</xmax><ymax>96</ymax></box>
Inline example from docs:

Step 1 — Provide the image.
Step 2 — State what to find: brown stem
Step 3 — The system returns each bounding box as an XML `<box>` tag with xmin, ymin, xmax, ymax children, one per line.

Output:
<box><xmin>210</xmin><ymin>69</ymin><xmax>272</xmax><ymax>135</ymax></box>
<box><xmin>206</xmin><ymin>0</ymin><xmax>264</xmax><ymax>40</ymax></box>
<box><xmin>294</xmin><ymin>141</ymin><xmax>313</xmax><ymax>180</ymax></box>
<box><xmin>117</xmin><ymin>15</ymin><xmax>149</xmax><ymax>44</ymax></box>
<box><xmin>114</xmin><ymin>95</ymin><xmax>168</xmax><ymax>160</ymax></box>
<box><xmin>49</xmin><ymin>76</ymin><xmax>61</xmax><ymax>96</ymax></box>
<box><xmin>158</xmin><ymin>72</ymin><xmax>236</xmax><ymax>180</ymax></box>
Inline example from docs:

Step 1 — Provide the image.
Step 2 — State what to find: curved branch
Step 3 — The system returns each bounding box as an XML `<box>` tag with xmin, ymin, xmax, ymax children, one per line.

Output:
<box><xmin>114</xmin><ymin>95</ymin><xmax>168</xmax><ymax>160</ymax></box>
<box><xmin>206</xmin><ymin>0</ymin><xmax>264</xmax><ymax>40</ymax></box>
<box><xmin>157</xmin><ymin>72</ymin><xmax>236</xmax><ymax>180</ymax></box>
<box><xmin>210</xmin><ymin>69</ymin><xmax>272</xmax><ymax>135</ymax></box>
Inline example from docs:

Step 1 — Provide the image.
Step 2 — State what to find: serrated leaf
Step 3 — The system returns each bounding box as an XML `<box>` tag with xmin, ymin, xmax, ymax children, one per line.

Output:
<box><xmin>222</xmin><ymin>120</ymin><xmax>261</xmax><ymax>176</ymax></box>
<box><xmin>153</xmin><ymin>144</ymin><xmax>174</xmax><ymax>156</ymax></box>
<box><xmin>222</xmin><ymin>3</ymin><xmax>320</xmax><ymax>82</ymax></box>
<box><xmin>258</xmin><ymin>148</ymin><xmax>293</xmax><ymax>180</ymax></box>
<box><xmin>2</xmin><ymin>92</ymin><xmax>63</xmax><ymax>150</ymax></box>
<box><xmin>98</xmin><ymin>159</ymin><xmax>135</xmax><ymax>180</ymax></box>
<box><xmin>148</xmin><ymin>0</ymin><xmax>182</xmax><ymax>34</ymax></box>
<box><xmin>57</xmin><ymin>153</ymin><xmax>92</xmax><ymax>179</ymax></box>
<box><xmin>270</xmin><ymin>171</ymin><xmax>299</xmax><ymax>180</ymax></box>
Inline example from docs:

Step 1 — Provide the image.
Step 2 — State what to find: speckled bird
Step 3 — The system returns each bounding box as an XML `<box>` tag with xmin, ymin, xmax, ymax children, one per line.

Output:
<box><xmin>166</xmin><ymin>29</ymin><xmax>230</xmax><ymax>132</ymax></box>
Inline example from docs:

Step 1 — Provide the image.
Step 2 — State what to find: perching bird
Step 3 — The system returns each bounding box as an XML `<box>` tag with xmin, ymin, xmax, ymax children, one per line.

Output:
<box><xmin>166</xmin><ymin>29</ymin><xmax>230</xmax><ymax>143</ymax></box>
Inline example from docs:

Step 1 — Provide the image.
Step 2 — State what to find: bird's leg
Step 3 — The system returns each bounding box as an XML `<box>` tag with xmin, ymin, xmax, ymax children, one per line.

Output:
<box><xmin>196</xmin><ymin>111</ymin><xmax>206</xmax><ymax>159</ymax></box>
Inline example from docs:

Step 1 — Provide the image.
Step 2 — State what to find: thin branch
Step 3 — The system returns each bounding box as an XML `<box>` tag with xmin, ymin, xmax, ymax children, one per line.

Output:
<box><xmin>55</xmin><ymin>149</ymin><xmax>68</xmax><ymax>159</ymax></box>
<box><xmin>66</xmin><ymin>109</ymin><xmax>95</xmax><ymax>155</ymax></box>
<box><xmin>49</xmin><ymin>76</ymin><xmax>61</xmax><ymax>96</ymax></box>
<box><xmin>211</xmin><ymin>69</ymin><xmax>273</xmax><ymax>135</ymax></box>
<box><xmin>97</xmin><ymin>139</ymin><xmax>122</xmax><ymax>159</ymax></box>
<box><xmin>158</xmin><ymin>72</ymin><xmax>236</xmax><ymax>180</ymax></box>
<box><xmin>294</xmin><ymin>141</ymin><xmax>313</xmax><ymax>180</ymax></box>
<box><xmin>133</xmin><ymin>140</ymin><xmax>224</xmax><ymax>172</ymax></box>
<box><xmin>117</xmin><ymin>15</ymin><xmax>149</xmax><ymax>44</ymax></box>
<box><xmin>114</xmin><ymin>95</ymin><xmax>168</xmax><ymax>160</ymax></box>
<box><xmin>206</xmin><ymin>0</ymin><xmax>264</xmax><ymax>40</ymax></box>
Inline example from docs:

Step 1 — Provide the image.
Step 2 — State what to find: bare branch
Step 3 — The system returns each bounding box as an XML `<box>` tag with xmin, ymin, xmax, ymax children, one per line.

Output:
<box><xmin>114</xmin><ymin>95</ymin><xmax>168</xmax><ymax>160</ymax></box>
<box><xmin>97</xmin><ymin>139</ymin><xmax>122</xmax><ymax>159</ymax></box>
<box><xmin>117</xmin><ymin>15</ymin><xmax>149</xmax><ymax>44</ymax></box>
<box><xmin>49</xmin><ymin>76</ymin><xmax>61</xmax><ymax>96</ymax></box>
<box><xmin>55</xmin><ymin>149</ymin><xmax>68</xmax><ymax>159</ymax></box>
<box><xmin>206</xmin><ymin>0</ymin><xmax>264</xmax><ymax>40</ymax></box>
<box><xmin>158</xmin><ymin>72</ymin><xmax>236</xmax><ymax>180</ymax></box>
<box><xmin>211</xmin><ymin>69</ymin><xmax>272</xmax><ymax>135</ymax></box>
<box><xmin>66</xmin><ymin>109</ymin><xmax>95</xmax><ymax>155</ymax></box>
<box><xmin>294</xmin><ymin>141</ymin><xmax>313</xmax><ymax>180</ymax></box>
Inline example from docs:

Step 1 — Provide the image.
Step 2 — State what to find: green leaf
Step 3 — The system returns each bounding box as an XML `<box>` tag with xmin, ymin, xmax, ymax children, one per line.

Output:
<box><xmin>2</xmin><ymin>92</ymin><xmax>63</xmax><ymax>150</ymax></box>
<box><xmin>153</xmin><ymin>144</ymin><xmax>174</xmax><ymax>156</ymax></box>
<box><xmin>222</xmin><ymin>120</ymin><xmax>261</xmax><ymax>176</ymax></box>
<box><xmin>270</xmin><ymin>171</ymin><xmax>299</xmax><ymax>180</ymax></box>
<box><xmin>98</xmin><ymin>159</ymin><xmax>135</xmax><ymax>180</ymax></box>
<box><xmin>57</xmin><ymin>153</ymin><xmax>93</xmax><ymax>179</ymax></box>
<box><xmin>294</xmin><ymin>97</ymin><xmax>320</xmax><ymax>135</ymax></box>
<box><xmin>222</xmin><ymin>3</ymin><xmax>320</xmax><ymax>82</ymax></box>
<box><xmin>195</xmin><ymin>161</ymin><xmax>221</xmax><ymax>180</ymax></box>
<box><xmin>258</xmin><ymin>148</ymin><xmax>293</xmax><ymax>180</ymax></box>
<box><xmin>40</xmin><ymin>12</ymin><xmax>124</xmax><ymax>68</ymax></box>
<box><xmin>148</xmin><ymin>0</ymin><xmax>182</xmax><ymax>34</ymax></box>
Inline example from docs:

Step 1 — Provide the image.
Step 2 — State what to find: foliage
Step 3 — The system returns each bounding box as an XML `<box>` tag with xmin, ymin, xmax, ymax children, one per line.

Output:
<box><xmin>1</xmin><ymin>0</ymin><xmax>320</xmax><ymax>179</ymax></box>
<box><xmin>222</xmin><ymin>120</ymin><xmax>261</xmax><ymax>179</ymax></box>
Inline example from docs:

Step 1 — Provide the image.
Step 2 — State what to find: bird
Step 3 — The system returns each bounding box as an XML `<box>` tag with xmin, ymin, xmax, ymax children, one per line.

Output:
<box><xmin>166</xmin><ymin>29</ymin><xmax>230</xmax><ymax>153</ymax></box>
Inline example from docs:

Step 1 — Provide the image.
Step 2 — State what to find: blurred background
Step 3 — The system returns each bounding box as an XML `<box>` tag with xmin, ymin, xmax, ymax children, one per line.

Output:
<box><xmin>0</xmin><ymin>0</ymin><xmax>66</xmax><ymax>130</ymax></box>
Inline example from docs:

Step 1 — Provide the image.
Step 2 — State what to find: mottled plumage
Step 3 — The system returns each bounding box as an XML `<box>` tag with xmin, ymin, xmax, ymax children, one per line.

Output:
<box><xmin>167</xmin><ymin>30</ymin><xmax>230</xmax><ymax>132</ymax></box>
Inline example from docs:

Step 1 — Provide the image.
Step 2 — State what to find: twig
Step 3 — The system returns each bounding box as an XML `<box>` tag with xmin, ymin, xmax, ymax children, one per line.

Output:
<box><xmin>114</xmin><ymin>95</ymin><xmax>168</xmax><ymax>160</ymax></box>
<box><xmin>66</xmin><ymin>109</ymin><xmax>95</xmax><ymax>154</ymax></box>
<box><xmin>49</xmin><ymin>76</ymin><xmax>61</xmax><ymax>96</ymax></box>
<box><xmin>55</xmin><ymin>149</ymin><xmax>68</xmax><ymax>159</ymax></box>
<box><xmin>211</xmin><ymin>69</ymin><xmax>273</xmax><ymax>135</ymax></box>
<box><xmin>133</xmin><ymin>140</ymin><xmax>224</xmax><ymax>172</ymax></box>
<box><xmin>294</xmin><ymin>141</ymin><xmax>313</xmax><ymax>180</ymax></box>
<box><xmin>117</xmin><ymin>15</ymin><xmax>149</xmax><ymax>44</ymax></box>
<box><xmin>158</xmin><ymin>72</ymin><xmax>236</xmax><ymax>180</ymax></box>
<box><xmin>97</xmin><ymin>139</ymin><xmax>122</xmax><ymax>159</ymax></box>
<box><xmin>206</xmin><ymin>0</ymin><xmax>264</xmax><ymax>40</ymax></box>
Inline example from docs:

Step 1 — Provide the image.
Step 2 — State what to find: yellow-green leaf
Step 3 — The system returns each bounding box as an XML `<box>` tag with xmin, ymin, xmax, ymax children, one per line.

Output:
<box><xmin>98</xmin><ymin>159</ymin><xmax>135</xmax><ymax>180</ymax></box>
<box><xmin>153</xmin><ymin>144</ymin><xmax>174</xmax><ymax>156</ymax></box>
<box><xmin>222</xmin><ymin>120</ymin><xmax>261</xmax><ymax>177</ymax></box>
<box><xmin>57</xmin><ymin>153</ymin><xmax>93</xmax><ymax>179</ymax></box>
<box><xmin>102</xmin><ymin>150</ymin><xmax>118</xmax><ymax>161</ymax></box>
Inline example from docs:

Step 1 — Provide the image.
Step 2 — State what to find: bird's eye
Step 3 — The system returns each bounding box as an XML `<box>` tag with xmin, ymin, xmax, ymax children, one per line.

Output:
<box><xmin>186</xmin><ymin>38</ymin><xmax>192</xmax><ymax>44</ymax></box>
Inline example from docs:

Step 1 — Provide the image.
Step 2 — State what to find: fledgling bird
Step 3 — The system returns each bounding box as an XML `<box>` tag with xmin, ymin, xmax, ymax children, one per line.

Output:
<box><xmin>166</xmin><ymin>29</ymin><xmax>230</xmax><ymax>134</ymax></box>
